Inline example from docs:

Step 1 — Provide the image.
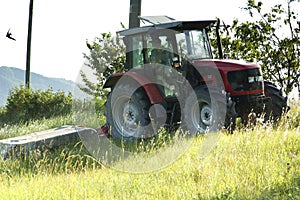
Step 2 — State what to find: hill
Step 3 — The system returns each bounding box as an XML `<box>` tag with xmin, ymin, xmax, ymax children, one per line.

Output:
<box><xmin>0</xmin><ymin>66</ymin><xmax>78</xmax><ymax>107</ymax></box>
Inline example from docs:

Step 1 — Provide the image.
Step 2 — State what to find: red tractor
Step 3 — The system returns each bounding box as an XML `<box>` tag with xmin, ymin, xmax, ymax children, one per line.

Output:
<box><xmin>102</xmin><ymin>16</ymin><xmax>288</xmax><ymax>141</ymax></box>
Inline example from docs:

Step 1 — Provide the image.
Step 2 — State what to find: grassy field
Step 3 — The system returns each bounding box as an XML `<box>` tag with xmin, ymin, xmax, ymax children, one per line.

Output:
<box><xmin>0</xmin><ymin>103</ymin><xmax>299</xmax><ymax>199</ymax></box>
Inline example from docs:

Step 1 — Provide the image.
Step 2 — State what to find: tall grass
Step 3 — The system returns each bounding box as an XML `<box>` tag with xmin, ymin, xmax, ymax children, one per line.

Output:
<box><xmin>0</xmin><ymin>114</ymin><xmax>74</xmax><ymax>140</ymax></box>
<box><xmin>0</xmin><ymin>111</ymin><xmax>106</xmax><ymax>140</ymax></box>
<box><xmin>0</xmin><ymin>102</ymin><xmax>299</xmax><ymax>199</ymax></box>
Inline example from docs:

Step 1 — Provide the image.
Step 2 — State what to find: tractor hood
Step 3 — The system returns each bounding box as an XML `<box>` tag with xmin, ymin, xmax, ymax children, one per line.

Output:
<box><xmin>192</xmin><ymin>59</ymin><xmax>264</xmax><ymax>97</ymax></box>
<box><xmin>192</xmin><ymin>59</ymin><xmax>260</xmax><ymax>70</ymax></box>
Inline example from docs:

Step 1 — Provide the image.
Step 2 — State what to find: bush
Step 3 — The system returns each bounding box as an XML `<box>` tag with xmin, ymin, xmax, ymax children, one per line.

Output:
<box><xmin>1</xmin><ymin>85</ymin><xmax>72</xmax><ymax>125</ymax></box>
<box><xmin>0</xmin><ymin>106</ymin><xmax>6</xmax><ymax>124</ymax></box>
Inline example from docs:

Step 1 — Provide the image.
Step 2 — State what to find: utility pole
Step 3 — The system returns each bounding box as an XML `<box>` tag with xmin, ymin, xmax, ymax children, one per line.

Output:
<box><xmin>129</xmin><ymin>0</ymin><xmax>141</xmax><ymax>28</ymax></box>
<box><xmin>26</xmin><ymin>0</ymin><xmax>34</xmax><ymax>88</ymax></box>
<box><xmin>216</xmin><ymin>19</ymin><xmax>223</xmax><ymax>59</ymax></box>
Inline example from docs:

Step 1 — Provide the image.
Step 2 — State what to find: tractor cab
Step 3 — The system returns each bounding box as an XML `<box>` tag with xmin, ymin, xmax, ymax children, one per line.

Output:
<box><xmin>119</xmin><ymin>16</ymin><xmax>215</xmax><ymax>71</ymax></box>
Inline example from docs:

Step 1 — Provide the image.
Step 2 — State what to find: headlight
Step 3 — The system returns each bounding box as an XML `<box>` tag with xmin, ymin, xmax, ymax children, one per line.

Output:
<box><xmin>248</xmin><ymin>76</ymin><xmax>255</xmax><ymax>83</ymax></box>
<box><xmin>248</xmin><ymin>76</ymin><xmax>263</xmax><ymax>83</ymax></box>
<box><xmin>256</xmin><ymin>76</ymin><xmax>263</xmax><ymax>82</ymax></box>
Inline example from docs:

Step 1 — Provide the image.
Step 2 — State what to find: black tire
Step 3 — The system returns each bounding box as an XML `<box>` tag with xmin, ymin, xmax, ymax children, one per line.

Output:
<box><xmin>264</xmin><ymin>81</ymin><xmax>289</xmax><ymax>121</ymax></box>
<box><xmin>105</xmin><ymin>84</ymin><xmax>152</xmax><ymax>141</ymax></box>
<box><xmin>225</xmin><ymin>95</ymin><xmax>237</xmax><ymax>133</ymax></box>
<box><xmin>182</xmin><ymin>86</ymin><xmax>236</xmax><ymax>135</ymax></box>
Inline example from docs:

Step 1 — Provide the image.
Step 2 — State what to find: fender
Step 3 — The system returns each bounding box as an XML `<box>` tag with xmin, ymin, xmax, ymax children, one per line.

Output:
<box><xmin>103</xmin><ymin>72</ymin><xmax>164</xmax><ymax>104</ymax></box>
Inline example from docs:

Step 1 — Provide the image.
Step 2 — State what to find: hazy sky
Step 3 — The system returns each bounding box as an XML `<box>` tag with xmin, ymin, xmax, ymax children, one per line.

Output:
<box><xmin>0</xmin><ymin>0</ymin><xmax>293</xmax><ymax>81</ymax></box>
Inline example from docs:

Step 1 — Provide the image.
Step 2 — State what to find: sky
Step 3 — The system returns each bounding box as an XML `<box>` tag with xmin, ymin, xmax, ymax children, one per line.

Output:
<box><xmin>0</xmin><ymin>0</ymin><xmax>296</xmax><ymax>82</ymax></box>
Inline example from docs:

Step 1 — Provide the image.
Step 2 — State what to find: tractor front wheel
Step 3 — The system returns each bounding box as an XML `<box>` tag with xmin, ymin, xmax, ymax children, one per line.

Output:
<box><xmin>182</xmin><ymin>86</ymin><xmax>235</xmax><ymax>134</ymax></box>
<box><xmin>264</xmin><ymin>81</ymin><xmax>289</xmax><ymax>121</ymax></box>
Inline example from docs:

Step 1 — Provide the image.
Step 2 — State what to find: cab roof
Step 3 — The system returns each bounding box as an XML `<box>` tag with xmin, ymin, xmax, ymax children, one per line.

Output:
<box><xmin>119</xmin><ymin>16</ymin><xmax>217</xmax><ymax>37</ymax></box>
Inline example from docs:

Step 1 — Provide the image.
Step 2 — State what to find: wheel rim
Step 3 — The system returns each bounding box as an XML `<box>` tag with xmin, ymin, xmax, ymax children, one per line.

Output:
<box><xmin>191</xmin><ymin>102</ymin><xmax>212</xmax><ymax>132</ymax></box>
<box><xmin>113</xmin><ymin>96</ymin><xmax>139</xmax><ymax>138</ymax></box>
<box><xmin>200</xmin><ymin>105</ymin><xmax>212</xmax><ymax>126</ymax></box>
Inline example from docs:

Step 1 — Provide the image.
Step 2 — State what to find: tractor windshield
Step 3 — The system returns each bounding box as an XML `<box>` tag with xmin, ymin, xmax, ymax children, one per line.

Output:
<box><xmin>124</xmin><ymin>28</ymin><xmax>212</xmax><ymax>69</ymax></box>
<box><xmin>176</xmin><ymin>29</ymin><xmax>212</xmax><ymax>60</ymax></box>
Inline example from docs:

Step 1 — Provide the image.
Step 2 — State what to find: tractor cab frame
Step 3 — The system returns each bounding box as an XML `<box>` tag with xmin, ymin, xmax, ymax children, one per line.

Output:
<box><xmin>120</xmin><ymin>17</ymin><xmax>216</xmax><ymax>71</ymax></box>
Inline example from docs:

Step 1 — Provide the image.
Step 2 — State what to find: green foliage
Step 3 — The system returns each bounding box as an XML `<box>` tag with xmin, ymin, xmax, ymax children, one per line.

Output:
<box><xmin>79</xmin><ymin>32</ymin><xmax>126</xmax><ymax>98</ymax></box>
<box><xmin>72</xmin><ymin>97</ymin><xmax>106</xmax><ymax>129</ymax></box>
<box><xmin>213</xmin><ymin>0</ymin><xmax>300</xmax><ymax>96</ymax></box>
<box><xmin>94</xmin><ymin>97</ymin><xmax>106</xmax><ymax>115</ymax></box>
<box><xmin>278</xmin><ymin>100</ymin><xmax>300</xmax><ymax>129</ymax></box>
<box><xmin>1</xmin><ymin>85</ymin><xmax>72</xmax><ymax>125</ymax></box>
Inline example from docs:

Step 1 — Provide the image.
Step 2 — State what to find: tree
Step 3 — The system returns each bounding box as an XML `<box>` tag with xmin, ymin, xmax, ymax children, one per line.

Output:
<box><xmin>1</xmin><ymin>85</ymin><xmax>72</xmax><ymax>125</ymax></box>
<box><xmin>79</xmin><ymin>32</ymin><xmax>126</xmax><ymax>98</ymax></box>
<box><xmin>216</xmin><ymin>0</ymin><xmax>300</xmax><ymax>96</ymax></box>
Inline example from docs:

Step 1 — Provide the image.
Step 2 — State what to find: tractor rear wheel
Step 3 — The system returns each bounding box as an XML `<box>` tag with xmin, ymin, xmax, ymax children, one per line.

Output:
<box><xmin>264</xmin><ymin>81</ymin><xmax>289</xmax><ymax>121</ymax></box>
<box><xmin>105</xmin><ymin>84</ymin><xmax>152</xmax><ymax>141</ymax></box>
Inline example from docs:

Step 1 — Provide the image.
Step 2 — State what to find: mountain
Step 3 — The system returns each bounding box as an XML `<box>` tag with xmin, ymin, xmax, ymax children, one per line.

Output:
<box><xmin>0</xmin><ymin>66</ymin><xmax>81</xmax><ymax>107</ymax></box>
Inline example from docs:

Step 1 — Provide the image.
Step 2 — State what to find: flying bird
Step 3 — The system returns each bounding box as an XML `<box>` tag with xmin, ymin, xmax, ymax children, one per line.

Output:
<box><xmin>6</xmin><ymin>29</ymin><xmax>16</xmax><ymax>41</ymax></box>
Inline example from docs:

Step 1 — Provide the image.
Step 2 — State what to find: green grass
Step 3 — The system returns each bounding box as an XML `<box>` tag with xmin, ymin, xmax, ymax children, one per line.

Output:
<box><xmin>0</xmin><ymin>112</ymin><xmax>105</xmax><ymax>140</ymax></box>
<box><xmin>0</xmin><ymin>103</ymin><xmax>299</xmax><ymax>199</ymax></box>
